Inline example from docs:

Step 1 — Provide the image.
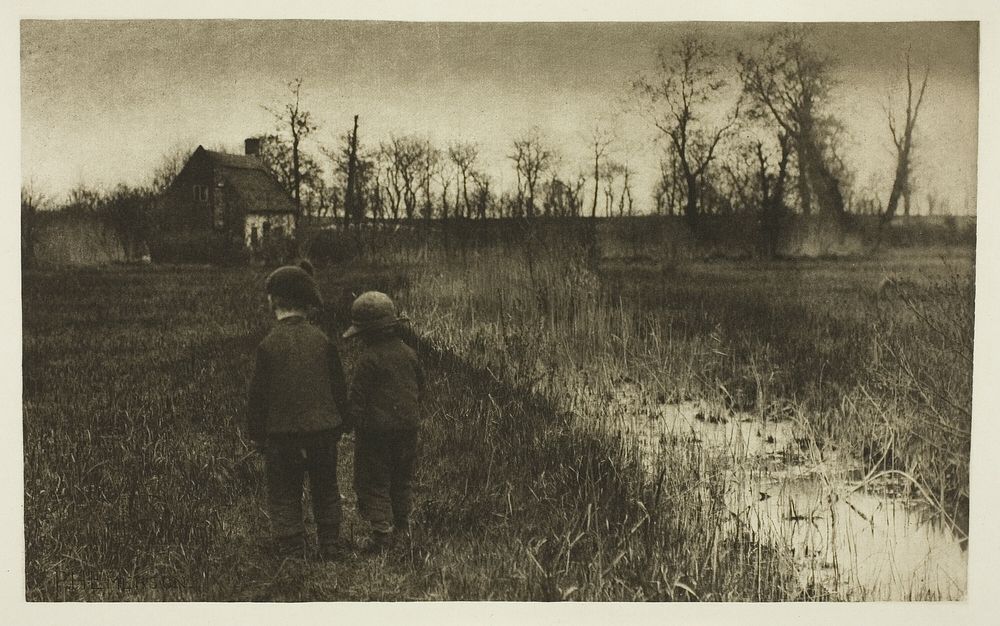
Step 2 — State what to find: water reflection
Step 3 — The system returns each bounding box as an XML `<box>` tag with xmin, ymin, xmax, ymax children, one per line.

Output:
<box><xmin>600</xmin><ymin>382</ymin><xmax>968</xmax><ymax>600</ymax></box>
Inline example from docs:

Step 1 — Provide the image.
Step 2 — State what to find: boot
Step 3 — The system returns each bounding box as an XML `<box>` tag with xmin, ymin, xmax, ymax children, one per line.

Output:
<box><xmin>318</xmin><ymin>524</ymin><xmax>352</xmax><ymax>562</ymax></box>
<box><xmin>393</xmin><ymin>516</ymin><xmax>411</xmax><ymax>540</ymax></box>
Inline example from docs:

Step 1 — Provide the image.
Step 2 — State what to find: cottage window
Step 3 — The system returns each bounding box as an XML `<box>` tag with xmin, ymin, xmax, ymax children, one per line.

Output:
<box><xmin>193</xmin><ymin>185</ymin><xmax>209</xmax><ymax>202</ymax></box>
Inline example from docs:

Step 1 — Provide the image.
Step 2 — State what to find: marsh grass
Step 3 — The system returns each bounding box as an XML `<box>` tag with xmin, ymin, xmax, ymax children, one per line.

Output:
<box><xmin>24</xmin><ymin>262</ymin><xmax>793</xmax><ymax>600</ymax></box>
<box><xmin>398</xmin><ymin>224</ymin><xmax>973</xmax><ymax>550</ymax></box>
<box><xmin>22</xmin><ymin>220</ymin><xmax>971</xmax><ymax>600</ymax></box>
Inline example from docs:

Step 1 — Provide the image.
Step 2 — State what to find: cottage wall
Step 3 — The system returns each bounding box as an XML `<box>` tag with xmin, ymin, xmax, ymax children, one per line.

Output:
<box><xmin>158</xmin><ymin>146</ymin><xmax>300</xmax><ymax>251</ymax></box>
<box><xmin>157</xmin><ymin>150</ymin><xmax>215</xmax><ymax>232</ymax></box>
<box><xmin>244</xmin><ymin>213</ymin><xmax>296</xmax><ymax>247</ymax></box>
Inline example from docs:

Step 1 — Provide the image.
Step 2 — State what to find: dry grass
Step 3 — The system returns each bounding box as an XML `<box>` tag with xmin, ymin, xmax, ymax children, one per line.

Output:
<box><xmin>23</xmin><ymin>262</ymin><xmax>793</xmax><ymax>600</ymax></box>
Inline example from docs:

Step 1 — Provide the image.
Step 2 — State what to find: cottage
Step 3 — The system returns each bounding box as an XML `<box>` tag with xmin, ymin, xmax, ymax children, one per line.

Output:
<box><xmin>158</xmin><ymin>139</ymin><xmax>298</xmax><ymax>248</ymax></box>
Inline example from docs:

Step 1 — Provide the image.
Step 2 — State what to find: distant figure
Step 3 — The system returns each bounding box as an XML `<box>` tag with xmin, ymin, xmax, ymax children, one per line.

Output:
<box><xmin>342</xmin><ymin>292</ymin><xmax>425</xmax><ymax>553</ymax></box>
<box><xmin>250</xmin><ymin>226</ymin><xmax>259</xmax><ymax>250</ymax></box>
<box><xmin>246</xmin><ymin>264</ymin><xmax>351</xmax><ymax>561</ymax></box>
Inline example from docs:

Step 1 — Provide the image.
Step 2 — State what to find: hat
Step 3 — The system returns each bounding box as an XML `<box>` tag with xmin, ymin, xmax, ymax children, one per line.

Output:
<box><xmin>265</xmin><ymin>265</ymin><xmax>323</xmax><ymax>309</ymax></box>
<box><xmin>343</xmin><ymin>291</ymin><xmax>408</xmax><ymax>339</ymax></box>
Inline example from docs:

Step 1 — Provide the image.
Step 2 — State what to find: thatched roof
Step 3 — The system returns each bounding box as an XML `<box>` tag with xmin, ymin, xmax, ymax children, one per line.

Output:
<box><xmin>199</xmin><ymin>146</ymin><xmax>297</xmax><ymax>214</ymax></box>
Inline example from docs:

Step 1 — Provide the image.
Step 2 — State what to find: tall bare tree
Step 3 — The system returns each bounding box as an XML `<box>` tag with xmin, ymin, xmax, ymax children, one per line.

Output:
<box><xmin>619</xmin><ymin>162</ymin><xmax>635</xmax><ymax>216</ymax></box>
<box><xmin>448</xmin><ymin>142</ymin><xmax>479</xmax><ymax>219</ymax></box>
<box><xmin>381</xmin><ymin>135</ymin><xmax>427</xmax><ymax>220</ymax></box>
<box><xmin>418</xmin><ymin>140</ymin><xmax>441</xmax><ymax>222</ymax></box>
<box><xmin>345</xmin><ymin>115</ymin><xmax>361</xmax><ymax>225</ymax></box>
<box><xmin>470</xmin><ymin>171</ymin><xmax>493</xmax><ymax>219</ymax></box>
<box><xmin>883</xmin><ymin>52</ymin><xmax>929</xmax><ymax>222</ymax></box>
<box><xmin>264</xmin><ymin>78</ymin><xmax>318</xmax><ymax>212</ymax></box>
<box><xmin>258</xmin><ymin>133</ymin><xmax>324</xmax><ymax>216</ymax></box>
<box><xmin>509</xmin><ymin>129</ymin><xmax>556</xmax><ymax>219</ymax></box>
<box><xmin>323</xmin><ymin>119</ymin><xmax>376</xmax><ymax>225</ymax></box>
<box><xmin>588</xmin><ymin>125</ymin><xmax>614</xmax><ymax>218</ymax></box>
<box><xmin>436</xmin><ymin>158</ymin><xmax>455</xmax><ymax>220</ymax></box>
<box><xmin>635</xmin><ymin>35</ymin><xmax>741</xmax><ymax>223</ymax></box>
<box><xmin>375</xmin><ymin>147</ymin><xmax>403</xmax><ymax>220</ymax></box>
<box><xmin>738</xmin><ymin>27</ymin><xmax>844</xmax><ymax>218</ymax></box>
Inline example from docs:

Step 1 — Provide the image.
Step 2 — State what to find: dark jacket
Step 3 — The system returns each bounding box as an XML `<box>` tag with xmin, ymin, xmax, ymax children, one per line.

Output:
<box><xmin>247</xmin><ymin>316</ymin><xmax>349</xmax><ymax>442</ymax></box>
<box><xmin>348</xmin><ymin>333</ymin><xmax>425</xmax><ymax>433</ymax></box>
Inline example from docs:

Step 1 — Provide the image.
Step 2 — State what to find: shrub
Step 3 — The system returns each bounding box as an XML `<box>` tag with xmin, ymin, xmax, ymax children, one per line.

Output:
<box><xmin>148</xmin><ymin>230</ymin><xmax>249</xmax><ymax>265</ymax></box>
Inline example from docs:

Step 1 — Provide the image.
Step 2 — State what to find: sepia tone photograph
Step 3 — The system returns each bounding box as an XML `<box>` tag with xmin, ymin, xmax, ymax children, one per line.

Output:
<box><xmin>16</xmin><ymin>4</ymin><xmax>989</xmax><ymax>611</ymax></box>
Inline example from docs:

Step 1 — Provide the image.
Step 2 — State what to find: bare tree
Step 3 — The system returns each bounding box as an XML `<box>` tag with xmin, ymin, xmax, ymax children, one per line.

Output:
<box><xmin>925</xmin><ymin>189</ymin><xmax>946</xmax><ymax>216</ymax></box>
<box><xmin>542</xmin><ymin>172</ymin><xmax>586</xmax><ymax>217</ymax></box>
<box><xmin>448</xmin><ymin>142</ymin><xmax>479</xmax><ymax>219</ymax></box>
<box><xmin>344</xmin><ymin>115</ymin><xmax>361</xmax><ymax>225</ymax></box>
<box><xmin>436</xmin><ymin>158</ymin><xmax>455</xmax><ymax>220</ymax></box>
<box><xmin>149</xmin><ymin>145</ymin><xmax>190</xmax><ymax>193</ymax></box>
<box><xmin>738</xmin><ymin>27</ymin><xmax>845</xmax><ymax>218</ymax></box>
<box><xmin>418</xmin><ymin>140</ymin><xmax>441</xmax><ymax>222</ymax></box>
<box><xmin>620</xmin><ymin>162</ymin><xmax>635</xmax><ymax>216</ymax></box>
<box><xmin>565</xmin><ymin>173</ymin><xmax>587</xmax><ymax>217</ymax></box>
<box><xmin>588</xmin><ymin>125</ymin><xmax>614</xmax><ymax>218</ymax></box>
<box><xmin>381</xmin><ymin>135</ymin><xmax>427</xmax><ymax>221</ymax></box>
<box><xmin>635</xmin><ymin>35</ymin><xmax>741</xmax><ymax>223</ymax></box>
<box><xmin>375</xmin><ymin>146</ymin><xmax>403</xmax><ymax>220</ymax></box>
<box><xmin>323</xmin><ymin>119</ymin><xmax>377</xmax><ymax>225</ymax></box>
<box><xmin>257</xmin><ymin>133</ymin><xmax>324</xmax><ymax>217</ymax></box>
<box><xmin>100</xmin><ymin>184</ymin><xmax>155</xmax><ymax>260</ymax></box>
<box><xmin>64</xmin><ymin>184</ymin><xmax>104</xmax><ymax>214</ymax></box>
<box><xmin>721</xmin><ymin>142</ymin><xmax>757</xmax><ymax>212</ymax></box>
<box><xmin>470</xmin><ymin>171</ymin><xmax>493</xmax><ymax>219</ymax></box>
<box><xmin>600</xmin><ymin>160</ymin><xmax>620</xmax><ymax>217</ymax></box>
<box><xmin>883</xmin><ymin>52</ymin><xmax>929</xmax><ymax>222</ymax></box>
<box><xmin>264</xmin><ymin>78</ymin><xmax>318</xmax><ymax>212</ymax></box>
<box><xmin>653</xmin><ymin>152</ymin><xmax>685</xmax><ymax>216</ymax></box>
<box><xmin>509</xmin><ymin>129</ymin><xmax>556</xmax><ymax>218</ymax></box>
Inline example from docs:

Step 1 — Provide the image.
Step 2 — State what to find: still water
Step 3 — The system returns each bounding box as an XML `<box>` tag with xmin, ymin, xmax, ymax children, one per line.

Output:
<box><xmin>600</xmin><ymin>382</ymin><xmax>967</xmax><ymax>600</ymax></box>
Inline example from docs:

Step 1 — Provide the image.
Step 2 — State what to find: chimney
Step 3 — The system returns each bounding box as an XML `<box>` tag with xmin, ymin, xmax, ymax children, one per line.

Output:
<box><xmin>244</xmin><ymin>137</ymin><xmax>261</xmax><ymax>157</ymax></box>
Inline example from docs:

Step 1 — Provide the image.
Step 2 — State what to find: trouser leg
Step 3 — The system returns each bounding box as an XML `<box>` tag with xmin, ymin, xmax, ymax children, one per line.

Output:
<box><xmin>265</xmin><ymin>441</ymin><xmax>306</xmax><ymax>556</ymax></box>
<box><xmin>354</xmin><ymin>432</ymin><xmax>393</xmax><ymax>535</ymax></box>
<box><xmin>389</xmin><ymin>430</ymin><xmax>418</xmax><ymax>531</ymax></box>
<box><xmin>305</xmin><ymin>432</ymin><xmax>343</xmax><ymax>550</ymax></box>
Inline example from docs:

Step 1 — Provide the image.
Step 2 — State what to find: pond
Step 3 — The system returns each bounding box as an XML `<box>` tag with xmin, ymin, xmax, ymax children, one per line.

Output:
<box><xmin>597</xmin><ymin>382</ymin><xmax>968</xmax><ymax>600</ymax></box>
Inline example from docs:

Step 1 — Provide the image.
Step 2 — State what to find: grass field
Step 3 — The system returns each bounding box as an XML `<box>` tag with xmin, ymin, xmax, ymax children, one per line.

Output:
<box><xmin>22</xmin><ymin>228</ymin><xmax>974</xmax><ymax>600</ymax></box>
<box><xmin>24</xmin><ymin>263</ymin><xmax>795</xmax><ymax>600</ymax></box>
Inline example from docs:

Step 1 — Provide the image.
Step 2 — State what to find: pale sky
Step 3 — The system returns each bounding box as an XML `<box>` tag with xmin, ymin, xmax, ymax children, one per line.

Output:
<box><xmin>20</xmin><ymin>20</ymin><xmax>979</xmax><ymax>214</ymax></box>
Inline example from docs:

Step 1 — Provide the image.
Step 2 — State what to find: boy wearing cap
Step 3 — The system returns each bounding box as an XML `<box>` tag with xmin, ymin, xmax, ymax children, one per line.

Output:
<box><xmin>246</xmin><ymin>263</ymin><xmax>351</xmax><ymax>560</ymax></box>
<box><xmin>343</xmin><ymin>291</ymin><xmax>425</xmax><ymax>552</ymax></box>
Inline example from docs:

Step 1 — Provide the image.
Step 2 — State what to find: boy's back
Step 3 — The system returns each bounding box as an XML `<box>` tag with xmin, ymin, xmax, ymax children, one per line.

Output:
<box><xmin>249</xmin><ymin>316</ymin><xmax>348</xmax><ymax>439</ymax></box>
<box><xmin>248</xmin><ymin>263</ymin><xmax>351</xmax><ymax>561</ymax></box>
<box><xmin>350</xmin><ymin>333</ymin><xmax>424</xmax><ymax>433</ymax></box>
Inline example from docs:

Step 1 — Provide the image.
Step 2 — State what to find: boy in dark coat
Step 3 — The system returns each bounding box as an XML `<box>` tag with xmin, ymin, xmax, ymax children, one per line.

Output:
<box><xmin>247</xmin><ymin>264</ymin><xmax>351</xmax><ymax>560</ymax></box>
<box><xmin>342</xmin><ymin>291</ymin><xmax>425</xmax><ymax>552</ymax></box>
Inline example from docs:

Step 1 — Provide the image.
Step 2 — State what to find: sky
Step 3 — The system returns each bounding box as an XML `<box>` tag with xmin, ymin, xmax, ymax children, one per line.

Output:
<box><xmin>20</xmin><ymin>20</ymin><xmax>979</xmax><ymax>214</ymax></box>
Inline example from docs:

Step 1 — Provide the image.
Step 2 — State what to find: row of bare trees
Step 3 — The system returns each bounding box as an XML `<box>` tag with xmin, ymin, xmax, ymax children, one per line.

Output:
<box><xmin>25</xmin><ymin>26</ymin><xmax>933</xmax><ymax>261</ymax></box>
<box><xmin>253</xmin><ymin>27</ymin><xmax>930</xmax><ymax>233</ymax></box>
<box><xmin>257</xmin><ymin>92</ymin><xmax>643</xmax><ymax>225</ymax></box>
